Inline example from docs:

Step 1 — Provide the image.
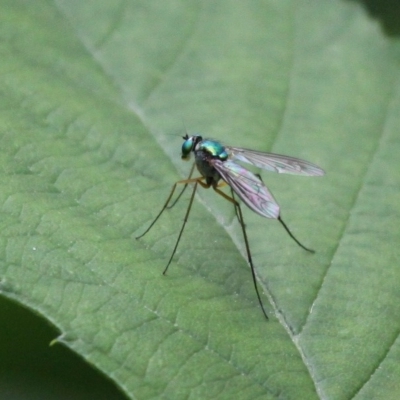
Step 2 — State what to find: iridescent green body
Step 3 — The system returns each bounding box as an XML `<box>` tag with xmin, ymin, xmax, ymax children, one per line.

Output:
<box><xmin>198</xmin><ymin>139</ymin><xmax>229</xmax><ymax>160</ymax></box>
<box><xmin>182</xmin><ymin>135</ymin><xmax>228</xmax><ymax>161</ymax></box>
<box><xmin>182</xmin><ymin>135</ymin><xmax>228</xmax><ymax>187</ymax></box>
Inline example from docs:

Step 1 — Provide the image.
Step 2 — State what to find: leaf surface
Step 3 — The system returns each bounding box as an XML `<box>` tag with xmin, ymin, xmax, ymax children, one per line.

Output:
<box><xmin>1</xmin><ymin>1</ymin><xmax>400</xmax><ymax>399</ymax></box>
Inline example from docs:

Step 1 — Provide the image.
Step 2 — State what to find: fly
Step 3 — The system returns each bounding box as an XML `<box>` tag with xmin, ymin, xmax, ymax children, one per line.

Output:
<box><xmin>136</xmin><ymin>134</ymin><xmax>325</xmax><ymax>320</ymax></box>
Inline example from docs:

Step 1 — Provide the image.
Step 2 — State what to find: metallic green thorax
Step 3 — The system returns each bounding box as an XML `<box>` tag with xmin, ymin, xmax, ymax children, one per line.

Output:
<box><xmin>181</xmin><ymin>135</ymin><xmax>229</xmax><ymax>187</ymax></box>
<box><xmin>181</xmin><ymin>135</ymin><xmax>229</xmax><ymax>161</ymax></box>
<box><xmin>198</xmin><ymin>139</ymin><xmax>229</xmax><ymax>161</ymax></box>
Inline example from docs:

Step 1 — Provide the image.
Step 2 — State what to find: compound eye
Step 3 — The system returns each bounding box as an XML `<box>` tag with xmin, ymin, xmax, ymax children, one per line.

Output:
<box><xmin>181</xmin><ymin>136</ymin><xmax>194</xmax><ymax>159</ymax></box>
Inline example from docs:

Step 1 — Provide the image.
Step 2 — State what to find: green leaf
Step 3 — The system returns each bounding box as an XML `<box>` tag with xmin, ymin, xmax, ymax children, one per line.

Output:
<box><xmin>1</xmin><ymin>1</ymin><xmax>400</xmax><ymax>399</ymax></box>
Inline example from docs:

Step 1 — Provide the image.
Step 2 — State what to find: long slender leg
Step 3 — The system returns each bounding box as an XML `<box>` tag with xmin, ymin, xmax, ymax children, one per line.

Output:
<box><xmin>163</xmin><ymin>179</ymin><xmax>201</xmax><ymax>275</ymax></box>
<box><xmin>172</xmin><ymin>168</ymin><xmax>228</xmax><ymax>204</ymax></box>
<box><xmin>166</xmin><ymin>162</ymin><xmax>196</xmax><ymax>209</ymax></box>
<box><xmin>213</xmin><ymin>186</ymin><xmax>269</xmax><ymax>320</ymax></box>
<box><xmin>136</xmin><ymin>176</ymin><xmax>204</xmax><ymax>239</ymax></box>
<box><xmin>277</xmin><ymin>216</ymin><xmax>314</xmax><ymax>253</ymax></box>
<box><xmin>230</xmin><ymin>188</ymin><xmax>244</xmax><ymax>226</ymax></box>
<box><xmin>253</xmin><ymin>173</ymin><xmax>314</xmax><ymax>253</ymax></box>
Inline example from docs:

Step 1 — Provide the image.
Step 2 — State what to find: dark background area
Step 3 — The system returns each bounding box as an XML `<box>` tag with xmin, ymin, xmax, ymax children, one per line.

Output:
<box><xmin>0</xmin><ymin>296</ymin><xmax>126</xmax><ymax>400</ymax></box>
<box><xmin>350</xmin><ymin>0</ymin><xmax>400</xmax><ymax>35</ymax></box>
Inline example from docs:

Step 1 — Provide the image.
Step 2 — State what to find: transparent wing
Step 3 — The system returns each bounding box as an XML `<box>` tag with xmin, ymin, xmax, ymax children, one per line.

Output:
<box><xmin>226</xmin><ymin>146</ymin><xmax>325</xmax><ymax>176</ymax></box>
<box><xmin>212</xmin><ymin>159</ymin><xmax>280</xmax><ymax>219</ymax></box>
